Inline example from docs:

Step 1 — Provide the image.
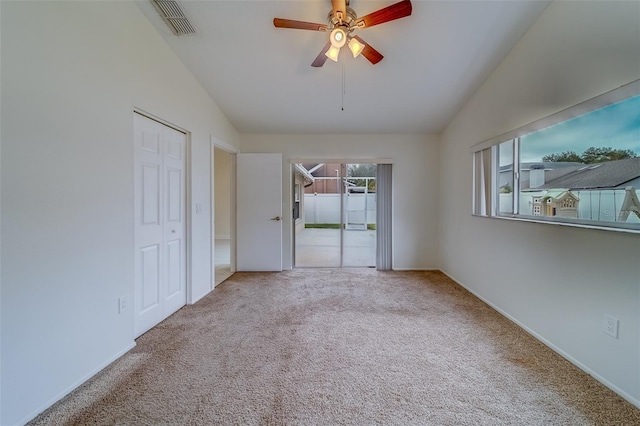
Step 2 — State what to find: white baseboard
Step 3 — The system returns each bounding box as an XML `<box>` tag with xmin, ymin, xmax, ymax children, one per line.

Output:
<box><xmin>439</xmin><ymin>268</ymin><xmax>640</xmax><ymax>410</ymax></box>
<box><xmin>190</xmin><ymin>286</ymin><xmax>212</xmax><ymax>304</ymax></box>
<box><xmin>392</xmin><ymin>267</ymin><xmax>440</xmax><ymax>271</ymax></box>
<box><xmin>18</xmin><ymin>342</ymin><xmax>136</xmax><ymax>426</ymax></box>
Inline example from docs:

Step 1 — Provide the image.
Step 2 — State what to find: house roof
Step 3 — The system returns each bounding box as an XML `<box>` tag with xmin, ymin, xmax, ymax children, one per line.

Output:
<box><xmin>539</xmin><ymin>158</ymin><xmax>640</xmax><ymax>190</ymax></box>
<box><xmin>521</xmin><ymin>162</ymin><xmax>584</xmax><ymax>170</ymax></box>
<box><xmin>302</xmin><ymin>163</ymin><xmax>343</xmax><ymax>178</ymax></box>
<box><xmin>294</xmin><ymin>164</ymin><xmax>315</xmax><ymax>183</ymax></box>
<box><xmin>501</xmin><ymin>162</ymin><xmax>582</xmax><ymax>173</ymax></box>
<box><xmin>518</xmin><ymin>162</ymin><xmax>584</xmax><ymax>189</ymax></box>
<box><xmin>542</xmin><ymin>189</ymin><xmax>579</xmax><ymax>200</ymax></box>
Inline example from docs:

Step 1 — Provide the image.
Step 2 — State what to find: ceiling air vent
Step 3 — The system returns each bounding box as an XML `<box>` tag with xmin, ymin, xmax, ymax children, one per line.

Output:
<box><xmin>151</xmin><ymin>0</ymin><xmax>196</xmax><ymax>35</ymax></box>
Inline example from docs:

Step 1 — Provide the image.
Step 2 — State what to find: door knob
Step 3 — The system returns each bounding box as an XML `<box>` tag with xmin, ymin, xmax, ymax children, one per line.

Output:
<box><xmin>270</xmin><ymin>216</ymin><xmax>281</xmax><ymax>221</ymax></box>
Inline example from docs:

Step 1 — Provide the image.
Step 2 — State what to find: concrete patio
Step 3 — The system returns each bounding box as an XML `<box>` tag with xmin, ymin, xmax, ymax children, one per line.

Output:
<box><xmin>294</xmin><ymin>228</ymin><xmax>376</xmax><ymax>267</ymax></box>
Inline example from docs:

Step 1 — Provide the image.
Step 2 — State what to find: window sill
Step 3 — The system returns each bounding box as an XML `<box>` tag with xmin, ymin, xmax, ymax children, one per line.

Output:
<box><xmin>472</xmin><ymin>213</ymin><xmax>640</xmax><ymax>234</ymax></box>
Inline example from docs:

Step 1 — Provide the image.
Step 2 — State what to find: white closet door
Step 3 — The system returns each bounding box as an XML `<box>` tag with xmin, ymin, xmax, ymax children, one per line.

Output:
<box><xmin>134</xmin><ymin>113</ymin><xmax>186</xmax><ymax>337</ymax></box>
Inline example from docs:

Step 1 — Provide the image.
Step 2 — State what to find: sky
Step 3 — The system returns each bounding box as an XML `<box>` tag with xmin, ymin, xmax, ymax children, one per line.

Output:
<box><xmin>519</xmin><ymin>95</ymin><xmax>640</xmax><ymax>163</ymax></box>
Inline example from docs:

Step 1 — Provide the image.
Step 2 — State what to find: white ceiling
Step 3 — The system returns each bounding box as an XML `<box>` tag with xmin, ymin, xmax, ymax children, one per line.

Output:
<box><xmin>136</xmin><ymin>0</ymin><xmax>549</xmax><ymax>134</ymax></box>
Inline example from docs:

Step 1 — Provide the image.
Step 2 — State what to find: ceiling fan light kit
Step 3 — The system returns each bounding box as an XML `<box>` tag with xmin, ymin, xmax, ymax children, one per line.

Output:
<box><xmin>330</xmin><ymin>28</ymin><xmax>347</xmax><ymax>48</ymax></box>
<box><xmin>273</xmin><ymin>0</ymin><xmax>412</xmax><ymax>67</ymax></box>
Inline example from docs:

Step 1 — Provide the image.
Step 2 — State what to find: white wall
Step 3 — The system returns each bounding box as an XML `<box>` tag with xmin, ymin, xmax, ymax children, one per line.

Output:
<box><xmin>214</xmin><ymin>148</ymin><xmax>233</xmax><ymax>239</ymax></box>
<box><xmin>440</xmin><ymin>1</ymin><xmax>640</xmax><ymax>407</ymax></box>
<box><xmin>240</xmin><ymin>134</ymin><xmax>439</xmax><ymax>270</ymax></box>
<box><xmin>0</xmin><ymin>1</ymin><xmax>238</xmax><ymax>424</ymax></box>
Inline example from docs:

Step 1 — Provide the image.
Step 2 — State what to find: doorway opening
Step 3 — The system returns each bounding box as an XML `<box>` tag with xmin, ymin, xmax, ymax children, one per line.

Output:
<box><xmin>294</xmin><ymin>163</ymin><xmax>377</xmax><ymax>268</ymax></box>
<box><xmin>214</xmin><ymin>147</ymin><xmax>234</xmax><ymax>285</ymax></box>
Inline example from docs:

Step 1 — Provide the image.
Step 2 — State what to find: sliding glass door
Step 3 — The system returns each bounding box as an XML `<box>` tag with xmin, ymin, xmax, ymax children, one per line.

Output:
<box><xmin>343</xmin><ymin>163</ymin><xmax>376</xmax><ymax>267</ymax></box>
<box><xmin>294</xmin><ymin>163</ymin><xmax>377</xmax><ymax>268</ymax></box>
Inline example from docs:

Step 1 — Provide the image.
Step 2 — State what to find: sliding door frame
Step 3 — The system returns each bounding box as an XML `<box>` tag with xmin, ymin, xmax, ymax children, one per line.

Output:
<box><xmin>292</xmin><ymin>160</ymin><xmax>390</xmax><ymax>269</ymax></box>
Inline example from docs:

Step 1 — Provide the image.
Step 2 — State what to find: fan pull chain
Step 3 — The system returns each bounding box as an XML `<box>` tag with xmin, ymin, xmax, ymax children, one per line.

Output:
<box><xmin>341</xmin><ymin>49</ymin><xmax>346</xmax><ymax>111</ymax></box>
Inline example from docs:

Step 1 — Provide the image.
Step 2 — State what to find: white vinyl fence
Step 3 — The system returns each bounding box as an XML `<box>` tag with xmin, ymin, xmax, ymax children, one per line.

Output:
<box><xmin>498</xmin><ymin>188</ymin><xmax>640</xmax><ymax>224</ymax></box>
<box><xmin>304</xmin><ymin>193</ymin><xmax>376</xmax><ymax>226</ymax></box>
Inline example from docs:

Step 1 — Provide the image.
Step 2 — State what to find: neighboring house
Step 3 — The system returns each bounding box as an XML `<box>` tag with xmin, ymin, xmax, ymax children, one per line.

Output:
<box><xmin>531</xmin><ymin>190</ymin><xmax>580</xmax><ymax>218</ymax></box>
<box><xmin>536</xmin><ymin>158</ymin><xmax>640</xmax><ymax>191</ymax></box>
<box><xmin>302</xmin><ymin>163</ymin><xmax>343</xmax><ymax>194</ymax></box>
<box><xmin>522</xmin><ymin>158</ymin><xmax>640</xmax><ymax>219</ymax></box>
<box><xmin>293</xmin><ymin>165</ymin><xmax>314</xmax><ymax>234</ymax></box>
<box><xmin>499</xmin><ymin>162</ymin><xmax>583</xmax><ymax>192</ymax></box>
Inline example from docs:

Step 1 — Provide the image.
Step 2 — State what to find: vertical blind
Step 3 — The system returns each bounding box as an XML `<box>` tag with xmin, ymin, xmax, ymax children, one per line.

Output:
<box><xmin>376</xmin><ymin>164</ymin><xmax>392</xmax><ymax>270</ymax></box>
<box><xmin>472</xmin><ymin>148</ymin><xmax>492</xmax><ymax>216</ymax></box>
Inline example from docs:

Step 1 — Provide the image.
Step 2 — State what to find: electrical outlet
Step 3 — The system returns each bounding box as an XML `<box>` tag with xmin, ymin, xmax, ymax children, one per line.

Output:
<box><xmin>602</xmin><ymin>314</ymin><xmax>619</xmax><ymax>338</ymax></box>
<box><xmin>118</xmin><ymin>296</ymin><xmax>129</xmax><ymax>314</ymax></box>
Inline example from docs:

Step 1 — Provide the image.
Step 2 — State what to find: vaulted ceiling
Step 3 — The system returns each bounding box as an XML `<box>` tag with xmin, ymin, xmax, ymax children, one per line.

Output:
<box><xmin>136</xmin><ymin>0</ymin><xmax>550</xmax><ymax>134</ymax></box>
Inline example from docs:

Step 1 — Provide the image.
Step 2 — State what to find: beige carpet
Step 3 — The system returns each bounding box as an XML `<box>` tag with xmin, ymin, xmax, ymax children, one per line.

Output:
<box><xmin>31</xmin><ymin>270</ymin><xmax>640</xmax><ymax>425</ymax></box>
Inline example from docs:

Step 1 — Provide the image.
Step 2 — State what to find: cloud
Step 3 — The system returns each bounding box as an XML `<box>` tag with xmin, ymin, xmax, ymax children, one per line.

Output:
<box><xmin>521</xmin><ymin>95</ymin><xmax>640</xmax><ymax>162</ymax></box>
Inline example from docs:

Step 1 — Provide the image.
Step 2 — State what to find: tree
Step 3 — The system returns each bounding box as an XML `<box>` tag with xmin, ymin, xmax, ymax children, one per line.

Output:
<box><xmin>347</xmin><ymin>164</ymin><xmax>376</xmax><ymax>191</ymax></box>
<box><xmin>542</xmin><ymin>147</ymin><xmax>637</xmax><ymax>164</ymax></box>
<box><xmin>580</xmin><ymin>147</ymin><xmax>637</xmax><ymax>163</ymax></box>
<box><xmin>499</xmin><ymin>183</ymin><xmax>512</xmax><ymax>194</ymax></box>
<box><xmin>542</xmin><ymin>151</ymin><xmax>582</xmax><ymax>163</ymax></box>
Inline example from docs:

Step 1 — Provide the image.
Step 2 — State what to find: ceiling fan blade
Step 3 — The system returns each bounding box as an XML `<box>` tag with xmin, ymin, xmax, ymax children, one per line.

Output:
<box><xmin>273</xmin><ymin>18</ymin><xmax>328</xmax><ymax>31</ymax></box>
<box><xmin>331</xmin><ymin>0</ymin><xmax>347</xmax><ymax>21</ymax></box>
<box><xmin>353</xmin><ymin>36</ymin><xmax>383</xmax><ymax>65</ymax></box>
<box><xmin>355</xmin><ymin>0</ymin><xmax>412</xmax><ymax>29</ymax></box>
<box><xmin>311</xmin><ymin>41</ymin><xmax>332</xmax><ymax>67</ymax></box>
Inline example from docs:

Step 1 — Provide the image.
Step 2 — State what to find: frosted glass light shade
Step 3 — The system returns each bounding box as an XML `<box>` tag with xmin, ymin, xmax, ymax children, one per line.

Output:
<box><xmin>348</xmin><ymin>38</ymin><xmax>365</xmax><ymax>58</ymax></box>
<box><xmin>325</xmin><ymin>45</ymin><xmax>340</xmax><ymax>62</ymax></box>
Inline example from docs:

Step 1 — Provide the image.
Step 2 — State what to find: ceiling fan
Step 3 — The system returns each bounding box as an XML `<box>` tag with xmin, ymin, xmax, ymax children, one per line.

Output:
<box><xmin>273</xmin><ymin>0</ymin><xmax>412</xmax><ymax>67</ymax></box>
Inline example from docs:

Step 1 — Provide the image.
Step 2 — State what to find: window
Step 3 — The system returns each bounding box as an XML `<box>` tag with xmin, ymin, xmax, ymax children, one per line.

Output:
<box><xmin>472</xmin><ymin>80</ymin><xmax>640</xmax><ymax>233</ymax></box>
<box><xmin>293</xmin><ymin>183</ymin><xmax>301</xmax><ymax>220</ymax></box>
<box><xmin>497</xmin><ymin>139</ymin><xmax>517</xmax><ymax>214</ymax></box>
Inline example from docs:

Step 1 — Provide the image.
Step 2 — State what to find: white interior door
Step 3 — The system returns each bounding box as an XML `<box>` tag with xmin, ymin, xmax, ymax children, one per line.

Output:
<box><xmin>134</xmin><ymin>113</ymin><xmax>186</xmax><ymax>337</ymax></box>
<box><xmin>236</xmin><ymin>153</ymin><xmax>282</xmax><ymax>271</ymax></box>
